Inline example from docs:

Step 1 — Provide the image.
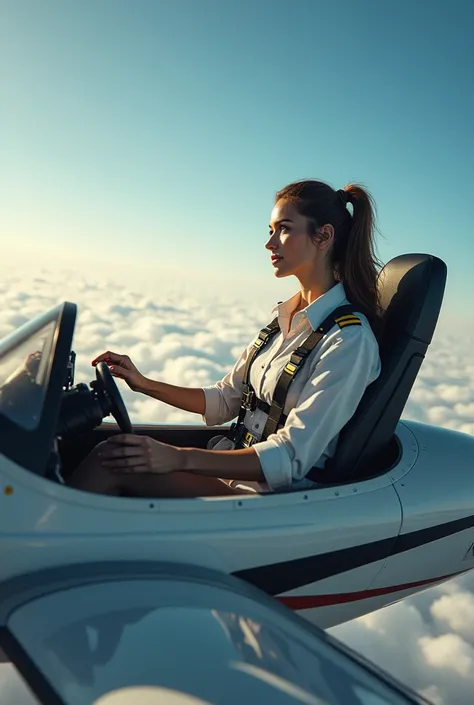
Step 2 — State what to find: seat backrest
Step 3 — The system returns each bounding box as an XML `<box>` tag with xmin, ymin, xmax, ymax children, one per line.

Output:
<box><xmin>324</xmin><ymin>253</ymin><xmax>447</xmax><ymax>482</ymax></box>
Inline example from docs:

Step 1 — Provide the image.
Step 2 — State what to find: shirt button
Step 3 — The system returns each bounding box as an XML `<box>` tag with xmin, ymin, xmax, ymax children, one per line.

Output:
<box><xmin>261</xmin><ymin>364</ymin><xmax>264</xmax><ymax>368</ymax></box>
<box><xmin>255</xmin><ymin>424</ymin><xmax>259</xmax><ymax>429</ymax></box>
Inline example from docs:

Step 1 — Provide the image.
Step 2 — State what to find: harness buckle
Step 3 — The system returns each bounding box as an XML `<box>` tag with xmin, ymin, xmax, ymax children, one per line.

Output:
<box><xmin>241</xmin><ymin>383</ymin><xmax>257</xmax><ymax>411</ymax></box>
<box><xmin>241</xmin><ymin>430</ymin><xmax>258</xmax><ymax>448</ymax></box>
<box><xmin>231</xmin><ymin>423</ymin><xmax>258</xmax><ymax>449</ymax></box>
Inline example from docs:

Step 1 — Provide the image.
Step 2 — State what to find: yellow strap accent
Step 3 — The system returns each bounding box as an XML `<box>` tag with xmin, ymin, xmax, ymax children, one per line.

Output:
<box><xmin>243</xmin><ymin>430</ymin><xmax>257</xmax><ymax>447</ymax></box>
<box><xmin>285</xmin><ymin>362</ymin><xmax>297</xmax><ymax>374</ymax></box>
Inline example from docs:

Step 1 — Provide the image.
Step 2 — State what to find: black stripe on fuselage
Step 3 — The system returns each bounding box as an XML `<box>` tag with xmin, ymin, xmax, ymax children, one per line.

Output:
<box><xmin>233</xmin><ymin>513</ymin><xmax>474</xmax><ymax>595</ymax></box>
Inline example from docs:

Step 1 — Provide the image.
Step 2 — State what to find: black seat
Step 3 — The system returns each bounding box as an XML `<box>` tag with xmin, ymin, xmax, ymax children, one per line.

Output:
<box><xmin>321</xmin><ymin>253</ymin><xmax>447</xmax><ymax>483</ymax></box>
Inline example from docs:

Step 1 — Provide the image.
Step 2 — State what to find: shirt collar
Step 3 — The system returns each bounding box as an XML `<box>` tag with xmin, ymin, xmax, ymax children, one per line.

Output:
<box><xmin>272</xmin><ymin>281</ymin><xmax>348</xmax><ymax>331</ymax></box>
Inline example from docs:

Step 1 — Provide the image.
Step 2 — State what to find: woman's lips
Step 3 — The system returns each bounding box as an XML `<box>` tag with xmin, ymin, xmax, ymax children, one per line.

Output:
<box><xmin>271</xmin><ymin>256</ymin><xmax>283</xmax><ymax>265</ymax></box>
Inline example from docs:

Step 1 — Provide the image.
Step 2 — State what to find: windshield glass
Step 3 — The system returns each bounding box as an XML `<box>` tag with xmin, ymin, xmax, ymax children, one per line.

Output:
<box><xmin>7</xmin><ymin>579</ymin><xmax>419</xmax><ymax>705</ymax></box>
<box><xmin>0</xmin><ymin>319</ymin><xmax>56</xmax><ymax>430</ymax></box>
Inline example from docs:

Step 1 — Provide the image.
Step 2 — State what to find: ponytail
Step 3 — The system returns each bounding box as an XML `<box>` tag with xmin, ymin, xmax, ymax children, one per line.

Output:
<box><xmin>275</xmin><ymin>180</ymin><xmax>384</xmax><ymax>339</ymax></box>
<box><xmin>336</xmin><ymin>184</ymin><xmax>384</xmax><ymax>338</ymax></box>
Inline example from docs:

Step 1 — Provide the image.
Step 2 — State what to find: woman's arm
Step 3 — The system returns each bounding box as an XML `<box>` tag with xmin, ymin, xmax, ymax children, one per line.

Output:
<box><xmin>100</xmin><ymin>434</ymin><xmax>264</xmax><ymax>482</ymax></box>
<box><xmin>139</xmin><ymin>336</ymin><xmax>253</xmax><ymax>421</ymax></box>
<box><xmin>181</xmin><ymin>445</ymin><xmax>264</xmax><ymax>481</ymax></box>
<box><xmin>136</xmin><ymin>378</ymin><xmax>206</xmax><ymax>415</ymax></box>
<box><xmin>91</xmin><ymin>351</ymin><xmax>206</xmax><ymax>415</ymax></box>
<box><xmin>92</xmin><ymin>332</ymin><xmax>257</xmax><ymax>423</ymax></box>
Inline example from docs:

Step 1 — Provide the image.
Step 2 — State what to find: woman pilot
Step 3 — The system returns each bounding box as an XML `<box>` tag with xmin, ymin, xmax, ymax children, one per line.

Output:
<box><xmin>69</xmin><ymin>180</ymin><xmax>383</xmax><ymax>497</ymax></box>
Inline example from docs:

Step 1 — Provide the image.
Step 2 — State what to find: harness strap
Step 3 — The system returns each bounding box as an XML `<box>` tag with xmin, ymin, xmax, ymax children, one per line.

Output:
<box><xmin>234</xmin><ymin>317</ymin><xmax>280</xmax><ymax>429</ymax></box>
<box><xmin>255</xmin><ymin>397</ymin><xmax>286</xmax><ymax>422</ymax></box>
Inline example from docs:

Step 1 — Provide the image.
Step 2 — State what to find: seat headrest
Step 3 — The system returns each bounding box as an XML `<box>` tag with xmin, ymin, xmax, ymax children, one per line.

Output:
<box><xmin>379</xmin><ymin>253</ymin><xmax>447</xmax><ymax>347</ymax></box>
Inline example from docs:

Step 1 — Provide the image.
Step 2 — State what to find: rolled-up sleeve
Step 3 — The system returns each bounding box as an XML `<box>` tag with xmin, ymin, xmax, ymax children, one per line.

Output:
<box><xmin>253</xmin><ymin>326</ymin><xmax>381</xmax><ymax>491</ymax></box>
<box><xmin>201</xmin><ymin>340</ymin><xmax>255</xmax><ymax>427</ymax></box>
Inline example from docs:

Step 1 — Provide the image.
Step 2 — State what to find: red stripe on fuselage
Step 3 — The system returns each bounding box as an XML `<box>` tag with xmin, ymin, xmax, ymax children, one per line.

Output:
<box><xmin>277</xmin><ymin>570</ymin><xmax>469</xmax><ymax>610</ymax></box>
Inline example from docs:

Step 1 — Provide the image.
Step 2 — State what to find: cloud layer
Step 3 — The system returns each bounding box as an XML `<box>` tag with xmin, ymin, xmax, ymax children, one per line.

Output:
<box><xmin>0</xmin><ymin>267</ymin><xmax>473</xmax><ymax>703</ymax></box>
<box><xmin>331</xmin><ymin>574</ymin><xmax>474</xmax><ymax>704</ymax></box>
<box><xmin>0</xmin><ymin>267</ymin><xmax>272</xmax><ymax>426</ymax></box>
<box><xmin>1</xmin><ymin>267</ymin><xmax>473</xmax><ymax>433</ymax></box>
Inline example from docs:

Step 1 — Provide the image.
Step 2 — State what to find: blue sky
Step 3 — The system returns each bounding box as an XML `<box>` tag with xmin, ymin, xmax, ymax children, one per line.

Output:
<box><xmin>1</xmin><ymin>6</ymin><xmax>474</xmax><ymax>702</ymax></box>
<box><xmin>1</xmin><ymin>0</ymin><xmax>473</xmax><ymax>327</ymax></box>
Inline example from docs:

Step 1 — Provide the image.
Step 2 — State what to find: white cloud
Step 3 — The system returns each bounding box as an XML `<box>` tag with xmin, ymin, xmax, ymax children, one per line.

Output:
<box><xmin>0</xmin><ymin>266</ymin><xmax>269</xmax><ymax>427</ymax></box>
<box><xmin>330</xmin><ymin>577</ymin><xmax>474</xmax><ymax>704</ymax></box>
<box><xmin>418</xmin><ymin>632</ymin><xmax>474</xmax><ymax>678</ymax></box>
<box><xmin>0</xmin><ymin>265</ymin><xmax>474</xmax><ymax>703</ymax></box>
<box><xmin>0</xmin><ymin>666</ymin><xmax>39</xmax><ymax>705</ymax></box>
<box><xmin>430</xmin><ymin>589</ymin><xmax>474</xmax><ymax>643</ymax></box>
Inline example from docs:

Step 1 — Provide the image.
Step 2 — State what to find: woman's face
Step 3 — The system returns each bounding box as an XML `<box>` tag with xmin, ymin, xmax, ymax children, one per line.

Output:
<box><xmin>265</xmin><ymin>199</ymin><xmax>326</xmax><ymax>280</ymax></box>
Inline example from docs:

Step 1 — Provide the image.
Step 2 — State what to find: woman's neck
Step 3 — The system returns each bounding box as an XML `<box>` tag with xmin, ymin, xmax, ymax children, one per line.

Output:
<box><xmin>298</xmin><ymin>277</ymin><xmax>338</xmax><ymax>309</ymax></box>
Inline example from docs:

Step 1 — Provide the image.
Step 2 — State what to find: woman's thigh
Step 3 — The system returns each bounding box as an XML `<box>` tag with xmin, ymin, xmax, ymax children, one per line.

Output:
<box><xmin>113</xmin><ymin>472</ymin><xmax>253</xmax><ymax>498</ymax></box>
<box><xmin>68</xmin><ymin>442</ymin><xmax>255</xmax><ymax>497</ymax></box>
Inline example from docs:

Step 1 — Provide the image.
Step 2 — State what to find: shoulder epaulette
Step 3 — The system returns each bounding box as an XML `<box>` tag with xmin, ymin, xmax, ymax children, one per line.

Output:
<box><xmin>334</xmin><ymin>313</ymin><xmax>362</xmax><ymax>329</ymax></box>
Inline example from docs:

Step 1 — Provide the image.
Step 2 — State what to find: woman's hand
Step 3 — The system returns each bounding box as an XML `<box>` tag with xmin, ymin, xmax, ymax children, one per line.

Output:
<box><xmin>98</xmin><ymin>434</ymin><xmax>182</xmax><ymax>474</ymax></box>
<box><xmin>91</xmin><ymin>351</ymin><xmax>146</xmax><ymax>392</ymax></box>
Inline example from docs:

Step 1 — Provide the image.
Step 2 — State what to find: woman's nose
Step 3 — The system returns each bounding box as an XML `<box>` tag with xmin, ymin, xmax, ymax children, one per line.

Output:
<box><xmin>265</xmin><ymin>235</ymin><xmax>278</xmax><ymax>250</ymax></box>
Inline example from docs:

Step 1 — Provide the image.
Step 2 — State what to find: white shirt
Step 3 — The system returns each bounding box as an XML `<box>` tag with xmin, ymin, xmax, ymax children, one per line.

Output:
<box><xmin>202</xmin><ymin>282</ymin><xmax>381</xmax><ymax>492</ymax></box>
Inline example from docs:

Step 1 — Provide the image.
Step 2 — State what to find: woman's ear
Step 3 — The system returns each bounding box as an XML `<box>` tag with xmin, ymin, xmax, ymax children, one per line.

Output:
<box><xmin>314</xmin><ymin>224</ymin><xmax>335</xmax><ymax>251</ymax></box>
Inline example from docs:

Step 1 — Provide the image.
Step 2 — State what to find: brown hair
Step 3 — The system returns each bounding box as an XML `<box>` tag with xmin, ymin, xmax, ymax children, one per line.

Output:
<box><xmin>275</xmin><ymin>180</ymin><xmax>384</xmax><ymax>338</ymax></box>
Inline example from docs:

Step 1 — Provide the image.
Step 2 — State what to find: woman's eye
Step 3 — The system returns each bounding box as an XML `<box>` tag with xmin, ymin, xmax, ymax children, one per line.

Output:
<box><xmin>268</xmin><ymin>225</ymin><xmax>290</xmax><ymax>236</ymax></box>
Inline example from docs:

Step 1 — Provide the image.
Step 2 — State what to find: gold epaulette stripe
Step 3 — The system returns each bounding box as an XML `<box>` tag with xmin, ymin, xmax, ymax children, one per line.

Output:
<box><xmin>334</xmin><ymin>314</ymin><xmax>361</xmax><ymax>324</ymax></box>
<box><xmin>337</xmin><ymin>318</ymin><xmax>362</xmax><ymax>328</ymax></box>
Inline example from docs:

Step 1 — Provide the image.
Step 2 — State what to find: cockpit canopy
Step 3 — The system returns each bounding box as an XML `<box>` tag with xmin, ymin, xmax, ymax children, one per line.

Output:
<box><xmin>0</xmin><ymin>302</ymin><xmax>76</xmax><ymax>474</ymax></box>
